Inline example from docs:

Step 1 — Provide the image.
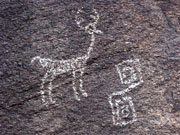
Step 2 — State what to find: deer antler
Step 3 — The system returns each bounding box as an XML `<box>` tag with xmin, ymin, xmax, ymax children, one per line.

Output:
<box><xmin>75</xmin><ymin>8</ymin><xmax>102</xmax><ymax>34</ymax></box>
<box><xmin>75</xmin><ymin>9</ymin><xmax>85</xmax><ymax>30</ymax></box>
<box><xmin>90</xmin><ymin>9</ymin><xmax>99</xmax><ymax>25</ymax></box>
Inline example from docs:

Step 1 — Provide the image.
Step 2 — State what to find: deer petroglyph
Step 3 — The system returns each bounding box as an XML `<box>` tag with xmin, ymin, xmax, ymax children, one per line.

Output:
<box><xmin>31</xmin><ymin>9</ymin><xmax>102</xmax><ymax>105</ymax></box>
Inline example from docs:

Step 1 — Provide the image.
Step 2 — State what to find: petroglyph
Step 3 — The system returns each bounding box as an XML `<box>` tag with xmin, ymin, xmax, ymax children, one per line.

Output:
<box><xmin>108</xmin><ymin>59</ymin><xmax>143</xmax><ymax>126</ymax></box>
<box><xmin>31</xmin><ymin>9</ymin><xmax>103</xmax><ymax>105</ymax></box>
<box><xmin>109</xmin><ymin>93</ymin><xmax>137</xmax><ymax>126</ymax></box>
<box><xmin>116</xmin><ymin>59</ymin><xmax>143</xmax><ymax>89</ymax></box>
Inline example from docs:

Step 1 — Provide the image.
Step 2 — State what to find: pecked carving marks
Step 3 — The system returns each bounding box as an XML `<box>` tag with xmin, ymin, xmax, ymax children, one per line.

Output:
<box><xmin>109</xmin><ymin>94</ymin><xmax>137</xmax><ymax>126</ymax></box>
<box><xmin>31</xmin><ymin>9</ymin><xmax>103</xmax><ymax>106</ymax></box>
<box><xmin>109</xmin><ymin>58</ymin><xmax>143</xmax><ymax>126</ymax></box>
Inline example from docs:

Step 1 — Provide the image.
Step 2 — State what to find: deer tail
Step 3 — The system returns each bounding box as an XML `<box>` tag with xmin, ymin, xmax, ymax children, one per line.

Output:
<box><xmin>31</xmin><ymin>56</ymin><xmax>41</xmax><ymax>64</ymax></box>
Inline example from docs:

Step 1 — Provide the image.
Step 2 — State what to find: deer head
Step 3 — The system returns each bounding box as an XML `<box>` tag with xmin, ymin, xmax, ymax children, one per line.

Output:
<box><xmin>75</xmin><ymin>8</ymin><xmax>103</xmax><ymax>35</ymax></box>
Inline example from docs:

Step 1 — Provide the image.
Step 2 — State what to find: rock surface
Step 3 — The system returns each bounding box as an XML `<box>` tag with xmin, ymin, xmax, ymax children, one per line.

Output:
<box><xmin>0</xmin><ymin>0</ymin><xmax>180</xmax><ymax>135</ymax></box>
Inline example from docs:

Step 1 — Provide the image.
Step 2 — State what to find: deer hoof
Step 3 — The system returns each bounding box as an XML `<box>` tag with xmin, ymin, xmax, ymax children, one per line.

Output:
<box><xmin>75</xmin><ymin>95</ymin><xmax>81</xmax><ymax>101</ymax></box>
<box><xmin>82</xmin><ymin>92</ymin><xmax>88</xmax><ymax>97</ymax></box>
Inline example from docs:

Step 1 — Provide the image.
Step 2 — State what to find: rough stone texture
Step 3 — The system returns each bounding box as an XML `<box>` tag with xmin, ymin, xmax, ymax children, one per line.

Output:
<box><xmin>0</xmin><ymin>0</ymin><xmax>180</xmax><ymax>135</ymax></box>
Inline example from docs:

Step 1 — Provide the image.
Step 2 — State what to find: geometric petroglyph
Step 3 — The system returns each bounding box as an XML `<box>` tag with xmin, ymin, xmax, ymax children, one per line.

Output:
<box><xmin>115</xmin><ymin>59</ymin><xmax>143</xmax><ymax>89</ymax></box>
<box><xmin>109</xmin><ymin>93</ymin><xmax>137</xmax><ymax>126</ymax></box>
<box><xmin>31</xmin><ymin>9</ymin><xmax>103</xmax><ymax>106</ymax></box>
<box><xmin>108</xmin><ymin>58</ymin><xmax>143</xmax><ymax>126</ymax></box>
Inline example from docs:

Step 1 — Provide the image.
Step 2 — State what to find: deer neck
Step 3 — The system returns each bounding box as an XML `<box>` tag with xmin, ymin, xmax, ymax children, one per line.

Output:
<box><xmin>85</xmin><ymin>34</ymin><xmax>95</xmax><ymax>60</ymax></box>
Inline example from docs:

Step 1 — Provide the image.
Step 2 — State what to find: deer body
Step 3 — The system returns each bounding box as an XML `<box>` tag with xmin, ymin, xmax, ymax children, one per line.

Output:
<box><xmin>31</xmin><ymin>9</ymin><xmax>102</xmax><ymax>105</ymax></box>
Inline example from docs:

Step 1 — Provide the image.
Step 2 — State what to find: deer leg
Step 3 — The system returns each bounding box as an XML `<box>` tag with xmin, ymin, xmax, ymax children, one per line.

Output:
<box><xmin>47</xmin><ymin>73</ymin><xmax>56</xmax><ymax>104</ymax></box>
<box><xmin>72</xmin><ymin>71</ymin><xmax>80</xmax><ymax>101</ymax></box>
<box><xmin>40</xmin><ymin>72</ymin><xmax>49</xmax><ymax>104</ymax></box>
<box><xmin>41</xmin><ymin>71</ymin><xmax>55</xmax><ymax>106</ymax></box>
<box><xmin>79</xmin><ymin>68</ymin><xmax>88</xmax><ymax>97</ymax></box>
